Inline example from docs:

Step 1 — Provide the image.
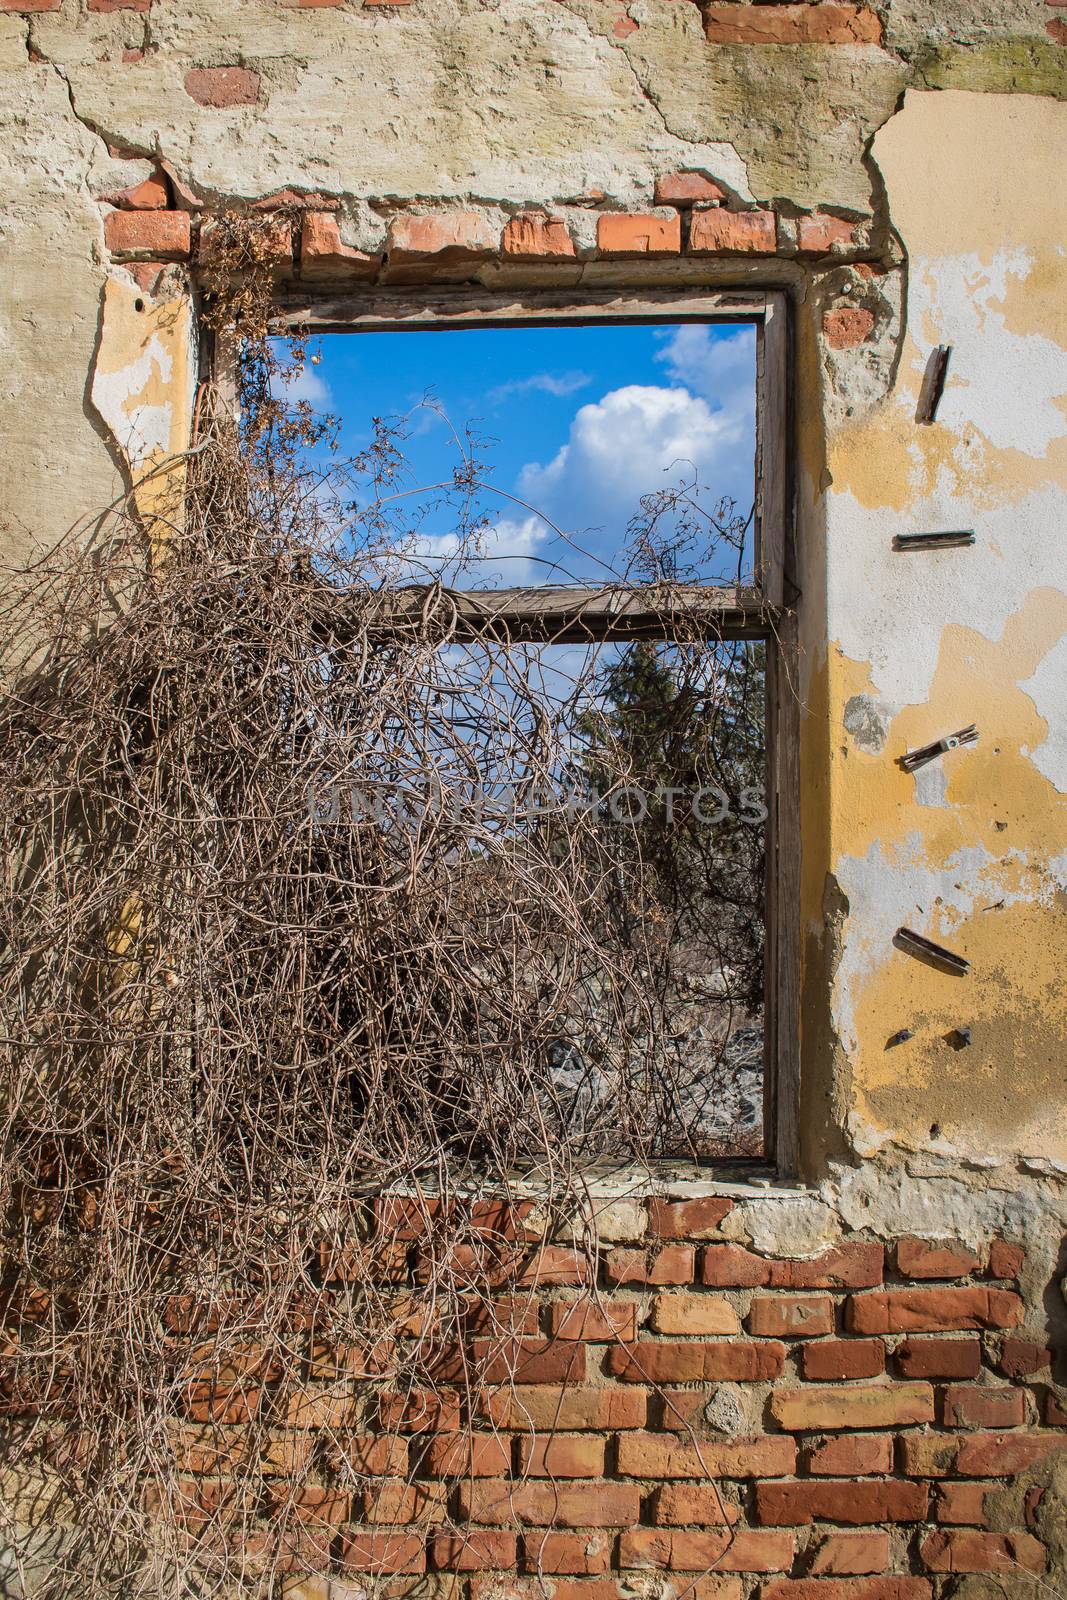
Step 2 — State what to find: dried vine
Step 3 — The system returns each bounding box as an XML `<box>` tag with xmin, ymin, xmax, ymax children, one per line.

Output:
<box><xmin>0</xmin><ymin>216</ymin><xmax>764</xmax><ymax>1599</ymax></box>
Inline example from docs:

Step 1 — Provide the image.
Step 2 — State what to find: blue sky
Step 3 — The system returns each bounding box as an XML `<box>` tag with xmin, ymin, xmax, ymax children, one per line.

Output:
<box><xmin>278</xmin><ymin>320</ymin><xmax>756</xmax><ymax>587</ymax></box>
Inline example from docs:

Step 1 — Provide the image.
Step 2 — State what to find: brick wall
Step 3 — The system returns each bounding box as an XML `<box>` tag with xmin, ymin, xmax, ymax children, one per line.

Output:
<box><xmin>93</xmin><ymin>155</ymin><xmax>884</xmax><ymax>340</ymax></box>
<box><xmin>117</xmin><ymin>1197</ymin><xmax>1067</xmax><ymax>1596</ymax></box>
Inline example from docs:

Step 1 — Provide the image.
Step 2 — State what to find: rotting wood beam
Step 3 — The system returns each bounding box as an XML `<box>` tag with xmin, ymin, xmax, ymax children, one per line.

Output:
<box><xmin>315</xmin><ymin>583</ymin><xmax>778</xmax><ymax>646</ymax></box>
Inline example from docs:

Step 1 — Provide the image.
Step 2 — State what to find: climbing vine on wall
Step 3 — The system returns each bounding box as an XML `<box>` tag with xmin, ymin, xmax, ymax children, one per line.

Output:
<box><xmin>0</xmin><ymin>215</ymin><xmax>764</xmax><ymax>1599</ymax></box>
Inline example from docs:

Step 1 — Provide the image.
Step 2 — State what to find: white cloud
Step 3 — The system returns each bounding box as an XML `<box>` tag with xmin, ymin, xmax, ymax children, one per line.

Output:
<box><xmin>655</xmin><ymin>324</ymin><xmax>756</xmax><ymax>420</ymax></box>
<box><xmin>489</xmin><ymin>371</ymin><xmax>591</xmax><ymax>404</ymax></box>
<box><xmin>391</xmin><ymin>512</ymin><xmax>551</xmax><ymax>587</ymax></box>
<box><xmin>272</xmin><ymin>361</ymin><xmax>332</xmax><ymax>409</ymax></box>
<box><xmin>515</xmin><ymin>381</ymin><xmax>753</xmax><ymax>546</ymax></box>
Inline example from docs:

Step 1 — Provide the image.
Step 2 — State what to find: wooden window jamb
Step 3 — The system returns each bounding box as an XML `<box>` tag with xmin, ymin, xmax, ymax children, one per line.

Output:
<box><xmin>236</xmin><ymin>286</ymin><xmax>800</xmax><ymax>1176</ymax></box>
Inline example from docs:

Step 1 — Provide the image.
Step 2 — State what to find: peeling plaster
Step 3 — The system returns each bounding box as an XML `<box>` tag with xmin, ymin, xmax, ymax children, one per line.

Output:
<box><xmin>911</xmin><ymin>247</ymin><xmax>1067</xmax><ymax>458</ymax></box>
<box><xmin>89</xmin><ymin>272</ymin><xmax>195</xmax><ymax>525</ymax></box>
<box><xmin>1020</xmin><ymin>634</ymin><xmax>1067</xmax><ymax>793</ymax></box>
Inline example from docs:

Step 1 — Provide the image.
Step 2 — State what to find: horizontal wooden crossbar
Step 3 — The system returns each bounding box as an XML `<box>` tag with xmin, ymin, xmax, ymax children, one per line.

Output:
<box><xmin>317</xmin><ymin>584</ymin><xmax>778</xmax><ymax>645</ymax></box>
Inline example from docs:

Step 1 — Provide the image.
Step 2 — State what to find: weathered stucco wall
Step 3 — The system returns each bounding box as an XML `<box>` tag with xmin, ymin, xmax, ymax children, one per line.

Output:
<box><xmin>1</xmin><ymin>1</ymin><xmax>1066</xmax><ymax>1589</ymax></box>
<box><xmin>2</xmin><ymin>0</ymin><xmax>1066</xmax><ymax>1188</ymax></box>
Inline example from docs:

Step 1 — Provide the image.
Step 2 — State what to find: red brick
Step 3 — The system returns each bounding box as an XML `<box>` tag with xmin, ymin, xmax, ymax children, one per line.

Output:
<box><xmin>522</xmin><ymin>1533</ymin><xmax>612</xmax><ymax>1575</ymax></box>
<box><xmin>895</xmin><ymin>1238</ymin><xmax>981</xmax><ymax>1280</ymax></box>
<box><xmin>756</xmin><ymin>1480</ymin><xmax>929</xmax><ymax>1527</ymax></box>
<box><xmin>802</xmin><ymin>1341</ymin><xmax>884</xmax><ymax>1381</ymax></box>
<box><xmin>822</xmin><ymin>308</ymin><xmax>875</xmax><ymax>349</ymax></box>
<box><xmin>987</xmin><ymin>1239</ymin><xmax>1025</xmax><ymax>1280</ymax></box>
<box><xmin>703</xmin><ymin>1243</ymin><xmax>882</xmax><ymax>1290</ymax></box>
<box><xmin>1050</xmin><ymin>17</ymin><xmax>1067</xmax><ymax>43</ymax></box>
<box><xmin>900</xmin><ymin>1430</ymin><xmax>1067</xmax><ymax>1477</ymax></box>
<box><xmin>183</xmin><ymin>67</ymin><xmax>260</xmax><ymax>107</ymax></box>
<box><xmin>458</xmin><ymin>1480</ymin><xmax>641</xmax><ymax>1527</ymax></box>
<box><xmin>651</xmin><ymin>1293</ymin><xmax>739</xmax><ymax>1336</ymax></box>
<box><xmin>300</xmin><ymin>212</ymin><xmax>377</xmax><ymax>280</ymax></box>
<box><xmin>268</xmin><ymin>1482</ymin><xmax>349</xmax><ymax>1528</ymax></box>
<box><xmin>468</xmin><ymin>1200</ymin><xmax>540</xmax><ymax>1240</ymax></box>
<box><xmin>285</xmin><ymin>1387</ymin><xmax>354</xmax><ymax>1428</ymax></box>
<box><xmin>622</xmin><ymin>1528</ymin><xmax>793</xmax><ymax>1572</ymax></box>
<box><xmin>327</xmin><ymin>1434</ymin><xmax>407</xmax><ymax>1475</ymax></box>
<box><xmin>943</xmin><ymin>1385</ymin><xmax>1026</xmax><ymax>1429</ymax></box>
<box><xmin>648</xmin><ymin>1197</ymin><xmax>734</xmax><ymax>1238</ymax></box>
<box><xmin>606</xmin><ymin>1247</ymin><xmax>694</xmax><ymax>1287</ymax></box>
<box><xmin>771</xmin><ymin>1382</ymin><xmax>933</xmax><ymax>1431</ymax></box>
<box><xmin>431</xmin><ymin>1532</ymin><xmax>517</xmax><ymax>1571</ymax></box>
<box><xmin>501</xmin><ymin>214</ymin><xmax>576</xmax><ymax>261</ymax></box>
<box><xmin>811</xmin><ymin>1532</ymin><xmax>889</xmax><ymax>1575</ymax></box>
<box><xmin>654</xmin><ymin>172</ymin><xmax>728</xmax><ymax>209</ymax></box>
<box><xmin>934</xmin><ymin>1482</ymin><xmax>994</xmax><ymax>1525</ymax></box>
<box><xmin>544</xmin><ymin>1586</ymin><xmax>692</xmax><ymax>1600</ymax></box>
<box><xmin>373</xmin><ymin>1195</ymin><xmax>445</xmax><ymax>1238</ymax></box>
<box><xmin>761</xmin><ymin>1586</ymin><xmax>929</xmax><ymax>1600</ymax></box>
<box><xmin>617</xmin><ymin>1432</ymin><xmax>796</xmax><ymax>1480</ymax></box>
<box><xmin>920</xmin><ymin>1529</ymin><xmax>1045</xmax><ymax>1574</ymax></box>
<box><xmin>805</xmin><ymin>1435</ymin><xmax>892</xmax><ymax>1476</ymax></box>
<box><xmin>956</xmin><ymin>1431</ymin><xmax>1067</xmax><ymax>1476</ymax></box>
<box><xmin>607</xmin><ymin>1340</ymin><xmax>784</xmax><ymax>1384</ymax></box>
<box><xmin>388</xmin><ymin>212</ymin><xmax>497</xmax><ymax>265</ymax></box>
<box><xmin>597</xmin><ymin>213</ymin><xmax>681</xmax><ymax>257</ymax></box>
<box><xmin>652</xmin><ymin>1484</ymin><xmax>732</xmax><ymax>1526</ymax></box>
<box><xmin>341</xmin><ymin>1531</ymin><xmax>426</xmax><ymax>1574</ymax></box>
<box><xmin>362</xmin><ymin>1479</ymin><xmax>446</xmax><ymax>1524</ymax></box>
<box><xmin>461</xmin><ymin>1295</ymin><xmax>541</xmax><ymax>1337</ymax></box>
<box><xmin>514</xmin><ymin>1247</ymin><xmax>589</xmax><ymax>1287</ymax></box>
<box><xmin>550</xmin><ymin>1300</ymin><xmax>637</xmax><ymax>1342</ymax></box>
<box><xmin>689</xmin><ymin>209</ymin><xmax>776</xmax><ymax>256</ymax></box>
<box><xmin>748</xmin><ymin>1296</ymin><xmax>833</xmax><ymax>1339</ymax></box>
<box><xmin>796</xmin><ymin>213</ymin><xmax>859</xmax><ymax>254</ymax></box>
<box><xmin>424</xmin><ymin>1433</ymin><xmax>512</xmax><ymax>1477</ymax></box>
<box><xmin>101</xmin><ymin>173</ymin><xmax>169</xmax><ymax>211</ymax></box>
<box><xmin>104</xmin><ymin>210</ymin><xmax>190</xmax><ymax>259</ymax></box>
<box><xmin>479</xmin><ymin>1386</ymin><xmax>647</xmax><ymax>1431</ymax></box>
<box><xmin>657</xmin><ymin>1389</ymin><xmax>715</xmax><ymax>1432</ymax></box>
<box><xmin>896</xmin><ymin>1337</ymin><xmax>981</xmax><ymax>1379</ymax></box>
<box><xmin>1046</xmin><ymin>1390</ymin><xmax>1067</xmax><ymax>1426</ymax></box>
<box><xmin>703</xmin><ymin>3</ymin><xmax>881</xmax><ymax>43</ymax></box>
<box><xmin>847</xmin><ymin>1288</ymin><xmax>1023</xmax><ymax>1334</ymax></box>
<box><xmin>700</xmin><ymin>1244</ymin><xmax>771</xmax><ymax>1287</ymax></box>
<box><xmin>519</xmin><ymin>1435</ymin><xmax>605</xmax><ymax>1478</ymax></box>
<box><xmin>321</xmin><ymin>1239</ymin><xmax>409</xmax><ymax>1283</ymax></box>
<box><xmin>377</xmin><ymin>1388</ymin><xmax>460</xmax><ymax>1434</ymax></box>
<box><xmin>127</xmin><ymin>262</ymin><xmax>171</xmax><ymax>294</ymax></box>
<box><xmin>720</xmin><ymin>1533</ymin><xmax>800</xmax><ymax>1573</ymax></box>
<box><xmin>473</xmin><ymin>1338</ymin><xmax>586</xmax><ymax>1385</ymax></box>
<box><xmin>620</xmin><ymin>1529</ymin><xmax>728</xmax><ymax>1570</ymax></box>
<box><xmin>997</xmin><ymin>1339</ymin><xmax>1051</xmax><ymax>1378</ymax></box>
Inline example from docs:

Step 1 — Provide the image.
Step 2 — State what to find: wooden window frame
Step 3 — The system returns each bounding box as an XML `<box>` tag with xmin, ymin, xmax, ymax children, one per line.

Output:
<box><xmin>260</xmin><ymin>286</ymin><xmax>800</xmax><ymax>1177</ymax></box>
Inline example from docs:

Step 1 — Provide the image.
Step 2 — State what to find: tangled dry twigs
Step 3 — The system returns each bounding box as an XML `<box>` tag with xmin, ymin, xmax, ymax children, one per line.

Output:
<box><xmin>0</xmin><ymin>217</ymin><xmax>765</xmax><ymax>1599</ymax></box>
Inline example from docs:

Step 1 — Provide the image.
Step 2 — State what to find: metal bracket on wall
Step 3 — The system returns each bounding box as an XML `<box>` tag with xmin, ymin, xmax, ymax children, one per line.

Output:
<box><xmin>899</xmin><ymin>724</ymin><xmax>978</xmax><ymax>773</ymax></box>
<box><xmin>893</xmin><ymin>529</ymin><xmax>975</xmax><ymax>551</ymax></box>
<box><xmin>895</xmin><ymin>927</ymin><xmax>970</xmax><ymax>975</ymax></box>
<box><xmin>915</xmin><ymin>344</ymin><xmax>952</xmax><ymax>424</ymax></box>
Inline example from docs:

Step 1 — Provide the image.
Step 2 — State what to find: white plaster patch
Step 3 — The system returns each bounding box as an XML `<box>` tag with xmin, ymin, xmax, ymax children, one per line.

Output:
<box><xmin>91</xmin><ymin>332</ymin><xmax>176</xmax><ymax>473</ymax></box>
<box><xmin>910</xmin><ymin>249</ymin><xmax>1067</xmax><ymax>458</ymax></box>
<box><xmin>1019</xmin><ymin>633</ymin><xmax>1067</xmax><ymax>794</ymax></box>
<box><xmin>825</xmin><ymin>1160</ymin><xmax>1051</xmax><ymax>1251</ymax></box>
<box><xmin>913</xmin><ymin>762</ymin><xmax>948</xmax><ymax>808</ymax></box>
<box><xmin>727</xmin><ymin>1195</ymin><xmax>841</xmax><ymax>1258</ymax></box>
<box><xmin>826</xmin><ymin>483</ymin><xmax>1067</xmax><ymax>707</ymax></box>
<box><xmin>831</xmin><ymin>836</ymin><xmax>1047</xmax><ymax>1055</ymax></box>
